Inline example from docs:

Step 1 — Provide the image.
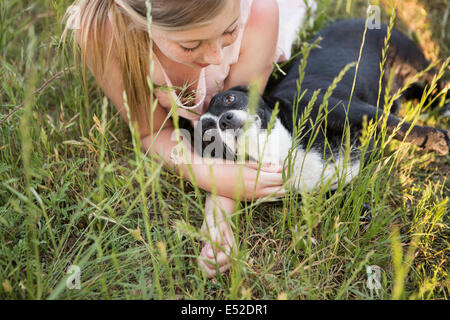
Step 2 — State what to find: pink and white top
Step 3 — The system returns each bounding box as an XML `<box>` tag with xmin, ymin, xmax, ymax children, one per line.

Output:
<box><xmin>152</xmin><ymin>0</ymin><xmax>317</xmax><ymax>122</ymax></box>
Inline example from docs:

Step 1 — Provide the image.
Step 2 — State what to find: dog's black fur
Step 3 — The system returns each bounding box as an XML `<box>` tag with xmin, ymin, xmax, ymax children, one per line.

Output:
<box><xmin>195</xmin><ymin>20</ymin><xmax>449</xmax><ymax>180</ymax></box>
<box><xmin>267</xmin><ymin>19</ymin><xmax>449</xmax><ymax>155</ymax></box>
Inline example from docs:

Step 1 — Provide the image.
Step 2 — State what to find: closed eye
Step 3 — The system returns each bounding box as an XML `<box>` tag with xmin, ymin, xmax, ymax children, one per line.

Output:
<box><xmin>180</xmin><ymin>43</ymin><xmax>201</xmax><ymax>52</ymax></box>
<box><xmin>180</xmin><ymin>25</ymin><xmax>239</xmax><ymax>52</ymax></box>
<box><xmin>224</xmin><ymin>26</ymin><xmax>238</xmax><ymax>36</ymax></box>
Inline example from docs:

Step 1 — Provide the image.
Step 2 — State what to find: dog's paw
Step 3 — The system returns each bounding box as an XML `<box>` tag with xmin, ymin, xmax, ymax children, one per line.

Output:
<box><xmin>422</xmin><ymin>128</ymin><xmax>450</xmax><ymax>156</ymax></box>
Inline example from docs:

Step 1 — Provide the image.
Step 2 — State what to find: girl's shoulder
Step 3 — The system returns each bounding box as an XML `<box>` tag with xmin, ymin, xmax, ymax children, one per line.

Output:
<box><xmin>240</xmin><ymin>0</ymin><xmax>279</xmax><ymax>53</ymax></box>
<box><xmin>246</xmin><ymin>0</ymin><xmax>279</xmax><ymax>26</ymax></box>
<box><xmin>243</xmin><ymin>0</ymin><xmax>279</xmax><ymax>37</ymax></box>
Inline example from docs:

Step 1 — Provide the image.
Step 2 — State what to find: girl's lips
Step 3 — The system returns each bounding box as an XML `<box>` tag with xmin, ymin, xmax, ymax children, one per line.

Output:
<box><xmin>194</xmin><ymin>62</ymin><xmax>210</xmax><ymax>68</ymax></box>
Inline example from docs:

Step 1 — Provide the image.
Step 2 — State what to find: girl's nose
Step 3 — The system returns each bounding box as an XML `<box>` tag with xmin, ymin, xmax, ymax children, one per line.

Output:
<box><xmin>202</xmin><ymin>42</ymin><xmax>224</xmax><ymax>65</ymax></box>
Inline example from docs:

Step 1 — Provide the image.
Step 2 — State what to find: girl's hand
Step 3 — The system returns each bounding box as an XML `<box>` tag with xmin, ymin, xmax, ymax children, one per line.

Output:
<box><xmin>198</xmin><ymin>195</ymin><xmax>236</xmax><ymax>278</ymax></box>
<box><xmin>192</xmin><ymin>160</ymin><xmax>286</xmax><ymax>201</ymax></box>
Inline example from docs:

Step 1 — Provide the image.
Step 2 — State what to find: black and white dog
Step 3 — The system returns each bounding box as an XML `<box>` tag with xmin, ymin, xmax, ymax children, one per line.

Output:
<box><xmin>194</xmin><ymin>19</ymin><xmax>449</xmax><ymax>192</ymax></box>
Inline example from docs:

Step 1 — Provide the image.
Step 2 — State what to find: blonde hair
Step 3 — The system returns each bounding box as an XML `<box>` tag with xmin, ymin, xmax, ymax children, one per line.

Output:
<box><xmin>63</xmin><ymin>0</ymin><xmax>228</xmax><ymax>127</ymax></box>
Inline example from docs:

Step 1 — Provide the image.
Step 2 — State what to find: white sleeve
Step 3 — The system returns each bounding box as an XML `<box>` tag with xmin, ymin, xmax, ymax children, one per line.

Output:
<box><xmin>275</xmin><ymin>0</ymin><xmax>317</xmax><ymax>62</ymax></box>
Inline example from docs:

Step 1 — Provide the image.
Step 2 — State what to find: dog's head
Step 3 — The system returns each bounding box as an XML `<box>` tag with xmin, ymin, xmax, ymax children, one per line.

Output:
<box><xmin>194</xmin><ymin>86</ymin><xmax>274</xmax><ymax>160</ymax></box>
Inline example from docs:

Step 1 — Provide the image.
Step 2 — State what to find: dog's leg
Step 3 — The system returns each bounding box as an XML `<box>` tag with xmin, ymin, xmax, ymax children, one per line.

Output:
<box><xmin>401</xmin><ymin>80</ymin><xmax>449</xmax><ymax>116</ymax></box>
<box><xmin>387</xmin><ymin>29</ymin><xmax>449</xmax><ymax>115</ymax></box>
<box><xmin>324</xmin><ymin>97</ymin><xmax>449</xmax><ymax>155</ymax></box>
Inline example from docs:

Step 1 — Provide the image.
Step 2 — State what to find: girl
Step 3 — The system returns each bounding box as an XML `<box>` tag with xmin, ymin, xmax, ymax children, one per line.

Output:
<box><xmin>65</xmin><ymin>0</ymin><xmax>316</xmax><ymax>278</ymax></box>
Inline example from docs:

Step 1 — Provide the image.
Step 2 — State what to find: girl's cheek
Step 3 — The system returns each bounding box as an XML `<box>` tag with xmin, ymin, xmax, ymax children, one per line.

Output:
<box><xmin>169</xmin><ymin>48</ymin><xmax>196</xmax><ymax>63</ymax></box>
<box><xmin>156</xmin><ymin>40</ymin><xmax>196</xmax><ymax>63</ymax></box>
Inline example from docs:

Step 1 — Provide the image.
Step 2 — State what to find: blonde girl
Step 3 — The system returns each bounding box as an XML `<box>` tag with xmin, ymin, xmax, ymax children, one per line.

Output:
<box><xmin>64</xmin><ymin>0</ymin><xmax>316</xmax><ymax>278</ymax></box>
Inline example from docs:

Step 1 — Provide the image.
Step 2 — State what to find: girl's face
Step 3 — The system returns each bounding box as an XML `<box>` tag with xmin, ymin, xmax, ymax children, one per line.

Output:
<box><xmin>151</xmin><ymin>0</ymin><xmax>241</xmax><ymax>69</ymax></box>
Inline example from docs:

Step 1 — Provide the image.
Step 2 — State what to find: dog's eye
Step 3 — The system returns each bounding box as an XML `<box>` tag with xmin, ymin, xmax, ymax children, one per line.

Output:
<box><xmin>225</xmin><ymin>94</ymin><xmax>236</xmax><ymax>105</ymax></box>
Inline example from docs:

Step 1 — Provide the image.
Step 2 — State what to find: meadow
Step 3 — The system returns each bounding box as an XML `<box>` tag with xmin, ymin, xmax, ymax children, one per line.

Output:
<box><xmin>0</xmin><ymin>0</ymin><xmax>448</xmax><ymax>299</ymax></box>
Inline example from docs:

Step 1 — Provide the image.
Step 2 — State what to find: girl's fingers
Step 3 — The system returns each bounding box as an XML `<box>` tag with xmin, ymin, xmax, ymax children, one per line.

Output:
<box><xmin>199</xmin><ymin>242</ymin><xmax>233</xmax><ymax>278</ymax></box>
<box><xmin>246</xmin><ymin>161</ymin><xmax>283</xmax><ymax>173</ymax></box>
<box><xmin>203</xmin><ymin>250</ymin><xmax>230</xmax><ymax>267</ymax></box>
<box><xmin>258</xmin><ymin>179</ymin><xmax>284</xmax><ymax>186</ymax></box>
<box><xmin>254</xmin><ymin>171</ymin><xmax>285</xmax><ymax>186</ymax></box>
<box><xmin>261</xmin><ymin>186</ymin><xmax>286</xmax><ymax>198</ymax></box>
<box><xmin>202</xmin><ymin>261</ymin><xmax>231</xmax><ymax>279</ymax></box>
<box><xmin>199</xmin><ymin>217</ymin><xmax>236</xmax><ymax>276</ymax></box>
<box><xmin>247</xmin><ymin>184</ymin><xmax>286</xmax><ymax>199</ymax></box>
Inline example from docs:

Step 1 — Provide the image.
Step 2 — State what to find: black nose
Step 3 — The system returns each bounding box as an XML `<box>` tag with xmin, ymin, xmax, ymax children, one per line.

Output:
<box><xmin>219</xmin><ymin>112</ymin><xmax>242</xmax><ymax>131</ymax></box>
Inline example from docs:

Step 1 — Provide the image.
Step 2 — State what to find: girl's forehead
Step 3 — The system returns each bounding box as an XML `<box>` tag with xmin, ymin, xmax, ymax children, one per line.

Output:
<box><xmin>156</xmin><ymin>0</ymin><xmax>241</xmax><ymax>42</ymax></box>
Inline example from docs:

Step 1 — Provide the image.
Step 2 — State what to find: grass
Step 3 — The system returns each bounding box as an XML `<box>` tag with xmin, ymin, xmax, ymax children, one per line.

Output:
<box><xmin>0</xmin><ymin>0</ymin><xmax>449</xmax><ymax>300</ymax></box>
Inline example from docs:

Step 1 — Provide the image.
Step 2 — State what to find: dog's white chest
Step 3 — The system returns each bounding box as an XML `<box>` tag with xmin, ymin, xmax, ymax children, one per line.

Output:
<box><xmin>241</xmin><ymin>120</ymin><xmax>360</xmax><ymax>192</ymax></box>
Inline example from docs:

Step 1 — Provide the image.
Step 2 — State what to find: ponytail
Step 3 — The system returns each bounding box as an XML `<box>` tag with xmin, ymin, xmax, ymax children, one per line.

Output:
<box><xmin>63</xmin><ymin>0</ymin><xmax>152</xmax><ymax>129</ymax></box>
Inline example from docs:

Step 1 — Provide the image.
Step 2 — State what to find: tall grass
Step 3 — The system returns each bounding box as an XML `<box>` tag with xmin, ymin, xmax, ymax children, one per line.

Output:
<box><xmin>0</xmin><ymin>0</ymin><xmax>448</xmax><ymax>300</ymax></box>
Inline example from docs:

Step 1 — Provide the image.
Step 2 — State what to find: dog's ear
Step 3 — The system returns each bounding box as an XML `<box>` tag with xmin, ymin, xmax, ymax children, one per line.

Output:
<box><xmin>229</xmin><ymin>85</ymin><xmax>249</xmax><ymax>93</ymax></box>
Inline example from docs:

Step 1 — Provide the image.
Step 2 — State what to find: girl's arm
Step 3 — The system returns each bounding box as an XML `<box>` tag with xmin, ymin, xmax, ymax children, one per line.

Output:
<box><xmin>224</xmin><ymin>0</ymin><xmax>279</xmax><ymax>93</ymax></box>
<box><xmin>199</xmin><ymin>0</ymin><xmax>281</xmax><ymax>275</ymax></box>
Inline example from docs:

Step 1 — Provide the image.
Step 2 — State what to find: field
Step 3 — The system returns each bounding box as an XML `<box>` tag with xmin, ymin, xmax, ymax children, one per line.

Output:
<box><xmin>0</xmin><ymin>0</ymin><xmax>449</xmax><ymax>299</ymax></box>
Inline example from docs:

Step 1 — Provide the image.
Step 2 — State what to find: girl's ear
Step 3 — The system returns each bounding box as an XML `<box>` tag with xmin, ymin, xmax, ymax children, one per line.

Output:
<box><xmin>229</xmin><ymin>85</ymin><xmax>249</xmax><ymax>93</ymax></box>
